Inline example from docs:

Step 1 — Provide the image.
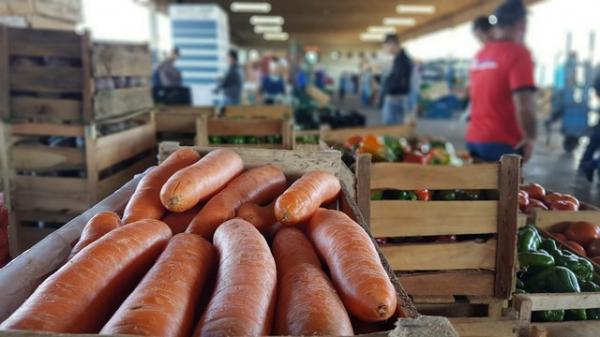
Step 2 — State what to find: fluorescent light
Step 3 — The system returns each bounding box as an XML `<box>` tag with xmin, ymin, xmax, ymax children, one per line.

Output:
<box><xmin>360</xmin><ymin>32</ymin><xmax>385</xmax><ymax>42</ymax></box>
<box><xmin>231</xmin><ymin>2</ymin><xmax>271</xmax><ymax>13</ymax></box>
<box><xmin>368</xmin><ymin>26</ymin><xmax>397</xmax><ymax>34</ymax></box>
<box><xmin>264</xmin><ymin>32</ymin><xmax>289</xmax><ymax>41</ymax></box>
<box><xmin>254</xmin><ymin>25</ymin><xmax>282</xmax><ymax>33</ymax></box>
<box><xmin>383</xmin><ymin>17</ymin><xmax>417</xmax><ymax>26</ymax></box>
<box><xmin>250</xmin><ymin>15</ymin><xmax>284</xmax><ymax>25</ymax></box>
<box><xmin>396</xmin><ymin>4</ymin><xmax>435</xmax><ymax>14</ymax></box>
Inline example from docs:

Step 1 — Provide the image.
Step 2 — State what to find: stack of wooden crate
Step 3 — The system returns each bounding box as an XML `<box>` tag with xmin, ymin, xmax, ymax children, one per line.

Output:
<box><xmin>0</xmin><ymin>0</ymin><xmax>81</xmax><ymax>31</ymax></box>
<box><xmin>0</xmin><ymin>26</ymin><xmax>157</xmax><ymax>255</ymax></box>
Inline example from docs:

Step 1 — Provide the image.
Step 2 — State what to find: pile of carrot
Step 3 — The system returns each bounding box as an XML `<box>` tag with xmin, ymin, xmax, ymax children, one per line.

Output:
<box><xmin>0</xmin><ymin>148</ymin><xmax>405</xmax><ymax>337</ymax></box>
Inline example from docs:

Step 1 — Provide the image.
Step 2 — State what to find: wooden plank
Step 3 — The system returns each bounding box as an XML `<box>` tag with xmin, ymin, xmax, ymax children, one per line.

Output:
<box><xmin>10</xmin><ymin>64</ymin><xmax>82</xmax><ymax>93</ymax></box>
<box><xmin>383</xmin><ymin>240</ymin><xmax>497</xmax><ymax>271</ymax></box>
<box><xmin>371</xmin><ymin>200</ymin><xmax>498</xmax><ymax>237</ymax></box>
<box><xmin>13</xmin><ymin>175</ymin><xmax>87</xmax><ymax>194</ymax></box>
<box><xmin>495</xmin><ymin>155</ymin><xmax>521</xmax><ymax>299</ymax></box>
<box><xmin>92</xmin><ymin>43</ymin><xmax>152</xmax><ymax>77</ymax></box>
<box><xmin>0</xmin><ymin>122</ymin><xmax>17</xmax><ymax>256</ymax></box>
<box><xmin>97</xmin><ymin>154</ymin><xmax>155</xmax><ymax>199</ymax></box>
<box><xmin>13</xmin><ymin>189</ymin><xmax>91</xmax><ymax>213</ymax></box>
<box><xmin>11</xmin><ymin>96</ymin><xmax>82</xmax><ymax>122</ymax></box>
<box><xmin>535</xmin><ymin>210</ymin><xmax>600</xmax><ymax>231</ymax></box>
<box><xmin>8</xmin><ymin>26</ymin><xmax>81</xmax><ymax>58</ymax></box>
<box><xmin>449</xmin><ymin>317</ymin><xmax>518</xmax><ymax>337</ymax></box>
<box><xmin>93</xmin><ymin>87</ymin><xmax>153</xmax><ymax>120</ymax></box>
<box><xmin>0</xmin><ymin>26</ymin><xmax>8</xmax><ymax>120</ymax></box>
<box><xmin>207</xmin><ymin>118</ymin><xmax>286</xmax><ymax>136</ymax></box>
<box><xmin>356</xmin><ymin>154</ymin><xmax>372</xmax><ymax>226</ymax></box>
<box><xmin>515</xmin><ymin>293</ymin><xmax>600</xmax><ymax>311</ymax></box>
<box><xmin>225</xmin><ymin>105</ymin><xmax>292</xmax><ymax>119</ymax></box>
<box><xmin>79</xmin><ymin>31</ymin><xmax>92</xmax><ymax>123</ymax></box>
<box><xmin>281</xmin><ymin>119</ymin><xmax>293</xmax><ymax>149</ymax></box>
<box><xmin>15</xmin><ymin>210</ymin><xmax>77</xmax><ymax>223</ymax></box>
<box><xmin>531</xmin><ymin>321</ymin><xmax>600</xmax><ymax>337</ymax></box>
<box><xmin>399</xmin><ymin>270</ymin><xmax>495</xmax><ymax>297</ymax></box>
<box><xmin>371</xmin><ymin>163</ymin><xmax>499</xmax><ymax>190</ymax></box>
<box><xmin>322</xmin><ymin>123</ymin><xmax>416</xmax><ymax>145</ymax></box>
<box><xmin>195</xmin><ymin>115</ymin><xmax>209</xmax><ymax>146</ymax></box>
<box><xmin>25</xmin><ymin>15</ymin><xmax>77</xmax><ymax>30</ymax></box>
<box><xmin>12</xmin><ymin>144</ymin><xmax>84</xmax><ymax>171</ymax></box>
<box><xmin>32</xmin><ymin>0</ymin><xmax>82</xmax><ymax>22</ymax></box>
<box><xmin>339</xmin><ymin>161</ymin><xmax>356</xmax><ymax>203</ymax></box>
<box><xmin>95</xmin><ymin>122</ymin><xmax>156</xmax><ymax>171</ymax></box>
<box><xmin>10</xmin><ymin>122</ymin><xmax>83</xmax><ymax>137</ymax></box>
<box><xmin>156</xmin><ymin>111</ymin><xmax>198</xmax><ymax>133</ymax></box>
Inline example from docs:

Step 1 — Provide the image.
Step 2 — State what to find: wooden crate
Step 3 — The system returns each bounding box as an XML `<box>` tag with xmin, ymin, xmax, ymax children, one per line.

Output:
<box><xmin>296</xmin><ymin>122</ymin><xmax>416</xmax><ymax>147</ymax></box>
<box><xmin>155</xmin><ymin>106</ymin><xmax>214</xmax><ymax>145</ymax></box>
<box><xmin>225</xmin><ymin>105</ymin><xmax>292</xmax><ymax>119</ymax></box>
<box><xmin>0</xmin><ymin>0</ymin><xmax>81</xmax><ymax>23</ymax></box>
<box><xmin>354</xmin><ymin>155</ymin><xmax>521</xmax><ymax>300</ymax></box>
<box><xmin>196</xmin><ymin>114</ymin><xmax>295</xmax><ymax>149</ymax></box>
<box><xmin>2</xmin><ymin>111</ymin><xmax>157</xmax><ymax>254</ymax></box>
<box><xmin>0</xmin><ymin>26</ymin><xmax>153</xmax><ymax>124</ymax></box>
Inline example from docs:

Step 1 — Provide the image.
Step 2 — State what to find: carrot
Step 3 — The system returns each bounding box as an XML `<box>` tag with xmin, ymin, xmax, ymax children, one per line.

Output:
<box><xmin>0</xmin><ymin>219</ymin><xmax>171</xmax><ymax>333</ymax></box>
<box><xmin>160</xmin><ymin>149</ymin><xmax>244</xmax><ymax>212</ymax></box>
<box><xmin>236</xmin><ymin>201</ymin><xmax>279</xmax><ymax>237</ymax></box>
<box><xmin>193</xmin><ymin>219</ymin><xmax>276</xmax><ymax>337</ymax></box>
<box><xmin>161</xmin><ymin>204</ymin><xmax>203</xmax><ymax>234</ymax></box>
<box><xmin>69</xmin><ymin>211</ymin><xmax>121</xmax><ymax>259</ymax></box>
<box><xmin>186</xmin><ymin>165</ymin><xmax>286</xmax><ymax>239</ymax></box>
<box><xmin>275</xmin><ymin>171</ymin><xmax>340</xmax><ymax>226</ymax></box>
<box><xmin>123</xmin><ymin>148</ymin><xmax>201</xmax><ymax>224</ymax></box>
<box><xmin>272</xmin><ymin>228</ymin><xmax>353</xmax><ymax>336</ymax></box>
<box><xmin>101</xmin><ymin>233</ymin><xmax>215</xmax><ymax>337</ymax></box>
<box><xmin>307</xmin><ymin>208</ymin><xmax>397</xmax><ymax>322</ymax></box>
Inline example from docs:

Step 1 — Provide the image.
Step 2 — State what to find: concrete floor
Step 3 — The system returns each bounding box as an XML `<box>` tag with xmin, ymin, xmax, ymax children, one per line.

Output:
<box><xmin>334</xmin><ymin>96</ymin><xmax>599</xmax><ymax>206</ymax></box>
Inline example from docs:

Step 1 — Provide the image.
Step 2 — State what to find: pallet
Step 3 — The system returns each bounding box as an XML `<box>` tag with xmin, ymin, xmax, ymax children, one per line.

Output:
<box><xmin>0</xmin><ymin>26</ymin><xmax>153</xmax><ymax>124</ymax></box>
<box><xmin>3</xmin><ymin>111</ymin><xmax>157</xmax><ymax>254</ymax></box>
<box><xmin>354</xmin><ymin>155</ymin><xmax>521</xmax><ymax>300</ymax></box>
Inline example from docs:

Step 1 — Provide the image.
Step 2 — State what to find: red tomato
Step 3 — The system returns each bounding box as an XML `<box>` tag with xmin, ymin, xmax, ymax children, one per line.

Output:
<box><xmin>519</xmin><ymin>190</ymin><xmax>529</xmax><ymax>199</ymax></box>
<box><xmin>592</xmin><ymin>256</ymin><xmax>600</xmax><ymax>265</ymax></box>
<box><xmin>525</xmin><ymin>199</ymin><xmax>549</xmax><ymax>214</ymax></box>
<box><xmin>552</xmin><ymin>232</ymin><xmax>567</xmax><ymax>242</ymax></box>
<box><xmin>586</xmin><ymin>238</ymin><xmax>600</xmax><ymax>258</ymax></box>
<box><xmin>559</xmin><ymin>194</ymin><xmax>580</xmax><ymax>209</ymax></box>
<box><xmin>345</xmin><ymin>135</ymin><xmax>363</xmax><ymax>149</ymax></box>
<box><xmin>565</xmin><ymin>221</ymin><xmax>600</xmax><ymax>247</ymax></box>
<box><xmin>565</xmin><ymin>240</ymin><xmax>587</xmax><ymax>256</ymax></box>
<box><xmin>544</xmin><ymin>192</ymin><xmax>564</xmax><ymax>206</ymax></box>
<box><xmin>551</xmin><ymin>200</ymin><xmax>578</xmax><ymax>211</ymax></box>
<box><xmin>521</xmin><ymin>183</ymin><xmax>546</xmax><ymax>201</ymax></box>
<box><xmin>416</xmin><ymin>189</ymin><xmax>431</xmax><ymax>201</ymax></box>
<box><xmin>519</xmin><ymin>193</ymin><xmax>529</xmax><ymax>212</ymax></box>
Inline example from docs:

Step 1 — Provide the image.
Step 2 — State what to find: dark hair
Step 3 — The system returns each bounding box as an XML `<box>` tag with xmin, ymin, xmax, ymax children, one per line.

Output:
<box><xmin>172</xmin><ymin>47</ymin><xmax>180</xmax><ymax>56</ymax></box>
<box><xmin>383</xmin><ymin>34</ymin><xmax>400</xmax><ymax>45</ymax></box>
<box><xmin>493</xmin><ymin>0</ymin><xmax>527</xmax><ymax>27</ymax></box>
<box><xmin>228</xmin><ymin>49</ymin><xmax>238</xmax><ymax>62</ymax></box>
<box><xmin>473</xmin><ymin>16</ymin><xmax>492</xmax><ymax>32</ymax></box>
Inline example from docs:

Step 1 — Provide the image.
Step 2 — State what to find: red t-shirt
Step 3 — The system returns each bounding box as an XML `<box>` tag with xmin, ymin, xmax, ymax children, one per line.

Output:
<box><xmin>466</xmin><ymin>41</ymin><xmax>535</xmax><ymax>146</ymax></box>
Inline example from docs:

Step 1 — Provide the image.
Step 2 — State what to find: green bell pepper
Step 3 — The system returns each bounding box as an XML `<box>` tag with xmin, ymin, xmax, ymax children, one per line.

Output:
<box><xmin>437</xmin><ymin>190</ymin><xmax>459</xmax><ymax>201</ymax></box>
<box><xmin>385</xmin><ymin>190</ymin><xmax>417</xmax><ymax>201</ymax></box>
<box><xmin>514</xmin><ymin>288</ymin><xmax>526</xmax><ymax>294</ymax></box>
<box><xmin>519</xmin><ymin>251</ymin><xmax>555</xmax><ymax>269</ymax></box>
<box><xmin>540</xmin><ymin>238</ymin><xmax>560</xmax><ymax>253</ymax></box>
<box><xmin>518</xmin><ymin>226</ymin><xmax>542</xmax><ymax>253</ymax></box>
<box><xmin>586</xmin><ymin>309</ymin><xmax>600</xmax><ymax>320</ymax></box>
<box><xmin>459</xmin><ymin>190</ymin><xmax>482</xmax><ymax>200</ymax></box>
<box><xmin>552</xmin><ymin>250</ymin><xmax>594</xmax><ymax>282</ymax></box>
<box><xmin>208</xmin><ymin>136</ymin><xmax>223</xmax><ymax>144</ymax></box>
<box><xmin>533</xmin><ymin>310</ymin><xmax>564</xmax><ymax>322</ymax></box>
<box><xmin>516</xmin><ymin>278</ymin><xmax>525</xmax><ymax>289</ymax></box>
<box><xmin>524</xmin><ymin>266</ymin><xmax>580</xmax><ymax>293</ymax></box>
<box><xmin>565</xmin><ymin>309</ymin><xmax>587</xmax><ymax>321</ymax></box>
<box><xmin>245</xmin><ymin>136</ymin><xmax>259</xmax><ymax>144</ymax></box>
<box><xmin>581</xmin><ymin>280</ymin><xmax>600</xmax><ymax>292</ymax></box>
<box><xmin>371</xmin><ymin>191</ymin><xmax>383</xmax><ymax>201</ymax></box>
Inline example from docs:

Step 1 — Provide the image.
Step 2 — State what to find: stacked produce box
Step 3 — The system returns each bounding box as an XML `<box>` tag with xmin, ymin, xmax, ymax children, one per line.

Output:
<box><xmin>0</xmin><ymin>0</ymin><xmax>81</xmax><ymax>31</ymax></box>
<box><xmin>0</xmin><ymin>27</ymin><xmax>157</xmax><ymax>254</ymax></box>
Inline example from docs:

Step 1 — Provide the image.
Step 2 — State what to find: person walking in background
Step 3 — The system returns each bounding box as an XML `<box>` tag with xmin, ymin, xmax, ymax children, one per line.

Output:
<box><xmin>338</xmin><ymin>72</ymin><xmax>349</xmax><ymax>101</ymax></box>
<box><xmin>473</xmin><ymin>16</ymin><xmax>493</xmax><ymax>45</ymax></box>
<box><xmin>466</xmin><ymin>0</ymin><xmax>537</xmax><ymax>163</ymax></box>
<box><xmin>214</xmin><ymin>50</ymin><xmax>243</xmax><ymax>106</ymax></box>
<box><xmin>380</xmin><ymin>34</ymin><xmax>413</xmax><ymax>125</ymax></box>
<box><xmin>360</xmin><ymin>64</ymin><xmax>374</xmax><ymax>107</ymax></box>
<box><xmin>154</xmin><ymin>48</ymin><xmax>182</xmax><ymax>88</ymax></box>
<box><xmin>259</xmin><ymin>60</ymin><xmax>286</xmax><ymax>105</ymax></box>
<box><xmin>579</xmin><ymin>72</ymin><xmax>600</xmax><ymax>181</ymax></box>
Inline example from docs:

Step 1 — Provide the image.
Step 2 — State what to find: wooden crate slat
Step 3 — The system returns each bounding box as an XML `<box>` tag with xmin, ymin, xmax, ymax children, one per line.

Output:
<box><xmin>0</xmin><ymin>26</ymin><xmax>9</xmax><ymax>120</ymax></box>
<box><xmin>95</xmin><ymin>122</ymin><xmax>156</xmax><ymax>171</ymax></box>
<box><xmin>11</xmin><ymin>96</ymin><xmax>82</xmax><ymax>122</ymax></box>
<box><xmin>225</xmin><ymin>105</ymin><xmax>292</xmax><ymax>119</ymax></box>
<box><xmin>14</xmin><ymin>175</ymin><xmax>87</xmax><ymax>194</ymax></box>
<box><xmin>97</xmin><ymin>154</ymin><xmax>155</xmax><ymax>200</ymax></box>
<box><xmin>0</xmin><ymin>0</ymin><xmax>82</xmax><ymax>23</ymax></box>
<box><xmin>399</xmin><ymin>270</ymin><xmax>495</xmax><ymax>297</ymax></box>
<box><xmin>14</xmin><ymin>190</ymin><xmax>90</xmax><ymax>213</ymax></box>
<box><xmin>370</xmin><ymin>200</ymin><xmax>498</xmax><ymax>237</ymax></box>
<box><xmin>535</xmin><ymin>210</ymin><xmax>600</xmax><ymax>231</ymax></box>
<box><xmin>382</xmin><ymin>240</ymin><xmax>497</xmax><ymax>271</ymax></box>
<box><xmin>15</xmin><ymin>210</ymin><xmax>77</xmax><ymax>223</ymax></box>
<box><xmin>529</xmin><ymin>321</ymin><xmax>600</xmax><ymax>337</ymax></box>
<box><xmin>156</xmin><ymin>110</ymin><xmax>203</xmax><ymax>133</ymax></box>
<box><xmin>92</xmin><ymin>43</ymin><xmax>152</xmax><ymax>77</ymax></box>
<box><xmin>11</xmin><ymin>122</ymin><xmax>83</xmax><ymax>137</ymax></box>
<box><xmin>322</xmin><ymin>123</ymin><xmax>415</xmax><ymax>145</ymax></box>
<box><xmin>12</xmin><ymin>144</ymin><xmax>85</xmax><ymax>172</ymax></box>
<box><xmin>207</xmin><ymin>118</ymin><xmax>285</xmax><ymax>136</ymax></box>
<box><xmin>449</xmin><ymin>317</ymin><xmax>518</xmax><ymax>337</ymax></box>
<box><xmin>10</xmin><ymin>64</ymin><xmax>82</xmax><ymax>93</ymax></box>
<box><xmin>371</xmin><ymin>162</ymin><xmax>499</xmax><ymax>190</ymax></box>
<box><xmin>8</xmin><ymin>27</ymin><xmax>81</xmax><ymax>58</ymax></box>
<box><xmin>517</xmin><ymin>293</ymin><xmax>600</xmax><ymax>311</ymax></box>
<box><xmin>93</xmin><ymin>87</ymin><xmax>153</xmax><ymax>120</ymax></box>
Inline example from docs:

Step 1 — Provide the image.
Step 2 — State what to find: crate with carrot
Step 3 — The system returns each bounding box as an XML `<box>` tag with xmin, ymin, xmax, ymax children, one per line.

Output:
<box><xmin>1</xmin><ymin>143</ymin><xmax>482</xmax><ymax>337</ymax></box>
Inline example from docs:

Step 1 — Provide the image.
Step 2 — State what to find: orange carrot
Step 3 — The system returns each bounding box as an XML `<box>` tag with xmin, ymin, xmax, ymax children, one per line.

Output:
<box><xmin>236</xmin><ymin>201</ymin><xmax>279</xmax><ymax>237</ymax></box>
<box><xmin>193</xmin><ymin>219</ymin><xmax>276</xmax><ymax>337</ymax></box>
<box><xmin>161</xmin><ymin>204</ymin><xmax>203</xmax><ymax>234</ymax></box>
<box><xmin>101</xmin><ymin>233</ymin><xmax>215</xmax><ymax>337</ymax></box>
<box><xmin>307</xmin><ymin>208</ymin><xmax>397</xmax><ymax>322</ymax></box>
<box><xmin>123</xmin><ymin>148</ymin><xmax>201</xmax><ymax>224</ymax></box>
<box><xmin>160</xmin><ymin>149</ymin><xmax>244</xmax><ymax>212</ymax></box>
<box><xmin>69</xmin><ymin>211</ymin><xmax>121</xmax><ymax>259</ymax></box>
<box><xmin>0</xmin><ymin>219</ymin><xmax>171</xmax><ymax>333</ymax></box>
<box><xmin>273</xmin><ymin>227</ymin><xmax>353</xmax><ymax>336</ymax></box>
<box><xmin>186</xmin><ymin>165</ymin><xmax>286</xmax><ymax>239</ymax></box>
<box><xmin>275</xmin><ymin>171</ymin><xmax>340</xmax><ymax>226</ymax></box>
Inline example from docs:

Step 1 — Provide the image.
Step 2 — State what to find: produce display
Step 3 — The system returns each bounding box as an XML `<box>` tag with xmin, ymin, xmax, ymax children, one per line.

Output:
<box><xmin>520</xmin><ymin>183</ymin><xmax>584</xmax><ymax>213</ymax></box>
<box><xmin>209</xmin><ymin>135</ymin><xmax>283</xmax><ymax>145</ymax></box>
<box><xmin>0</xmin><ymin>148</ymin><xmax>407</xmax><ymax>336</ymax></box>
<box><xmin>517</xmin><ymin>224</ymin><xmax>600</xmax><ymax>322</ymax></box>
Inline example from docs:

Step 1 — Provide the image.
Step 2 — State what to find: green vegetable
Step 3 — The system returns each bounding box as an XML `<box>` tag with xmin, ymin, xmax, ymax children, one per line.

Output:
<box><xmin>208</xmin><ymin>136</ymin><xmax>222</xmax><ymax>144</ymax></box>
<box><xmin>552</xmin><ymin>250</ymin><xmax>594</xmax><ymax>282</ymax></box>
<box><xmin>371</xmin><ymin>191</ymin><xmax>383</xmax><ymax>201</ymax></box>
<box><xmin>518</xmin><ymin>226</ymin><xmax>542</xmax><ymax>253</ymax></box>
<box><xmin>540</xmin><ymin>238</ymin><xmax>559</xmax><ymax>253</ymax></box>
<box><xmin>437</xmin><ymin>190</ymin><xmax>458</xmax><ymax>201</ymax></box>
<box><xmin>581</xmin><ymin>280</ymin><xmax>600</xmax><ymax>292</ymax></box>
<box><xmin>231</xmin><ymin>136</ymin><xmax>245</xmax><ymax>144</ymax></box>
<box><xmin>523</xmin><ymin>266</ymin><xmax>580</xmax><ymax>293</ymax></box>
<box><xmin>514</xmin><ymin>288</ymin><xmax>526</xmax><ymax>294</ymax></box>
<box><xmin>519</xmin><ymin>251</ymin><xmax>555</xmax><ymax>269</ymax></box>
<box><xmin>385</xmin><ymin>190</ymin><xmax>417</xmax><ymax>201</ymax></box>
<box><xmin>532</xmin><ymin>310</ymin><xmax>564</xmax><ymax>322</ymax></box>
<box><xmin>516</xmin><ymin>278</ymin><xmax>525</xmax><ymax>289</ymax></box>
<box><xmin>586</xmin><ymin>309</ymin><xmax>600</xmax><ymax>320</ymax></box>
<box><xmin>565</xmin><ymin>309</ymin><xmax>587</xmax><ymax>321</ymax></box>
<box><xmin>245</xmin><ymin>136</ymin><xmax>259</xmax><ymax>144</ymax></box>
<box><xmin>460</xmin><ymin>190</ymin><xmax>482</xmax><ymax>200</ymax></box>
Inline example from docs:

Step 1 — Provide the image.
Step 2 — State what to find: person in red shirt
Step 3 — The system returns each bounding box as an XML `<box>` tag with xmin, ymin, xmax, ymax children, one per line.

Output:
<box><xmin>466</xmin><ymin>0</ymin><xmax>537</xmax><ymax>162</ymax></box>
